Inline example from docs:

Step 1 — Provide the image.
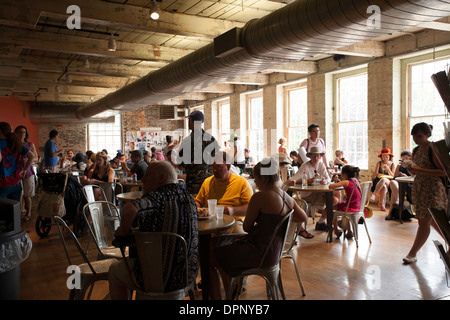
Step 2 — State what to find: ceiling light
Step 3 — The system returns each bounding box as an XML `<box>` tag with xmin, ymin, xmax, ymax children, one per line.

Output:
<box><xmin>108</xmin><ymin>34</ymin><xmax>117</xmax><ymax>52</ymax></box>
<box><xmin>150</xmin><ymin>1</ymin><xmax>161</xmax><ymax>20</ymax></box>
<box><xmin>83</xmin><ymin>56</ymin><xmax>90</xmax><ymax>68</ymax></box>
<box><xmin>65</xmin><ymin>73</ymin><xmax>72</xmax><ymax>84</ymax></box>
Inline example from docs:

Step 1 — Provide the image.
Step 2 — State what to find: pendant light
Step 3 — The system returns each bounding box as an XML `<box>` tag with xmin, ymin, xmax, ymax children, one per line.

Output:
<box><xmin>108</xmin><ymin>34</ymin><xmax>117</xmax><ymax>52</ymax></box>
<box><xmin>150</xmin><ymin>0</ymin><xmax>161</xmax><ymax>20</ymax></box>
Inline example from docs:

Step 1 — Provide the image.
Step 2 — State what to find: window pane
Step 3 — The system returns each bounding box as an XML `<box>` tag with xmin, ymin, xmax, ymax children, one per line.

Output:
<box><xmin>408</xmin><ymin>57</ymin><xmax>449</xmax><ymax>148</ymax></box>
<box><xmin>337</xmin><ymin>73</ymin><xmax>368</xmax><ymax>169</ymax></box>
<box><xmin>288</xmin><ymin>87</ymin><xmax>308</xmax><ymax>151</ymax></box>
<box><xmin>249</xmin><ymin>96</ymin><xmax>264</xmax><ymax>162</ymax></box>
<box><xmin>88</xmin><ymin>114</ymin><xmax>122</xmax><ymax>155</ymax></box>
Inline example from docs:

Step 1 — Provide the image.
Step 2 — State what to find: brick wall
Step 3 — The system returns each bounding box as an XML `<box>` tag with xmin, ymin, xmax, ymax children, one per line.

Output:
<box><xmin>38</xmin><ymin>123</ymin><xmax>87</xmax><ymax>158</ymax></box>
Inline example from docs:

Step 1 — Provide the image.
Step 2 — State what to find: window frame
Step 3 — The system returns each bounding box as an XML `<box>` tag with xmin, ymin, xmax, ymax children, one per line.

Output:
<box><xmin>246</xmin><ymin>90</ymin><xmax>264</xmax><ymax>162</ymax></box>
<box><xmin>334</xmin><ymin>69</ymin><xmax>369</xmax><ymax>170</ymax></box>
<box><xmin>284</xmin><ymin>81</ymin><xmax>308</xmax><ymax>152</ymax></box>
<box><xmin>404</xmin><ymin>52</ymin><xmax>450</xmax><ymax>150</ymax></box>
<box><xmin>87</xmin><ymin>114</ymin><xmax>123</xmax><ymax>154</ymax></box>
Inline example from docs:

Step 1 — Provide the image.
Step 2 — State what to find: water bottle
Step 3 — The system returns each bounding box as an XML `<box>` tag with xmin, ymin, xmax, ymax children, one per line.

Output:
<box><xmin>302</xmin><ymin>172</ymin><xmax>308</xmax><ymax>189</ymax></box>
<box><xmin>132</xmin><ymin>173</ymin><xmax>137</xmax><ymax>183</ymax></box>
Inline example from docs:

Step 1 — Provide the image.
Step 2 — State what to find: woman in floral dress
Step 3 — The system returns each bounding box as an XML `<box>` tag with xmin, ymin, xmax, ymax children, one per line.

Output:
<box><xmin>403</xmin><ymin>122</ymin><xmax>448</xmax><ymax>264</ymax></box>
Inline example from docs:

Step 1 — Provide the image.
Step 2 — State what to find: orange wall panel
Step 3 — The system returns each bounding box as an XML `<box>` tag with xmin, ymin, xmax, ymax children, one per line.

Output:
<box><xmin>0</xmin><ymin>95</ymin><xmax>40</xmax><ymax>150</ymax></box>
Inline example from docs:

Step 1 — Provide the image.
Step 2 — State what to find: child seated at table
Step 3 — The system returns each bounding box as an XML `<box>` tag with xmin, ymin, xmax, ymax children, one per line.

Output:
<box><xmin>329</xmin><ymin>165</ymin><xmax>361</xmax><ymax>239</ymax></box>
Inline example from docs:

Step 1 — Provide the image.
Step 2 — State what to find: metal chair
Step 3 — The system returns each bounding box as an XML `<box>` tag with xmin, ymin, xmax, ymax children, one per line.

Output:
<box><xmin>225</xmin><ymin>210</ymin><xmax>293</xmax><ymax>300</ymax></box>
<box><xmin>83</xmin><ymin>201</ymin><xmax>125</xmax><ymax>260</ymax></box>
<box><xmin>332</xmin><ymin>181</ymin><xmax>372</xmax><ymax>247</ymax></box>
<box><xmin>53</xmin><ymin>216</ymin><xmax>117</xmax><ymax>300</ymax></box>
<box><xmin>279</xmin><ymin>202</ymin><xmax>306</xmax><ymax>299</ymax></box>
<box><xmin>82</xmin><ymin>185</ymin><xmax>105</xmax><ymax>203</ymax></box>
<box><xmin>127</xmin><ymin>232</ymin><xmax>195</xmax><ymax>300</ymax></box>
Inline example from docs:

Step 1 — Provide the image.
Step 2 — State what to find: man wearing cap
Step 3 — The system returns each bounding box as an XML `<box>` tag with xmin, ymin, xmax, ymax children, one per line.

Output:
<box><xmin>285</xmin><ymin>146</ymin><xmax>337</xmax><ymax>231</ymax></box>
<box><xmin>177</xmin><ymin>110</ymin><xmax>220</xmax><ymax>195</ymax></box>
<box><xmin>229</xmin><ymin>133</ymin><xmax>245</xmax><ymax>172</ymax></box>
<box><xmin>121</xmin><ymin>150</ymin><xmax>148</xmax><ymax>180</ymax></box>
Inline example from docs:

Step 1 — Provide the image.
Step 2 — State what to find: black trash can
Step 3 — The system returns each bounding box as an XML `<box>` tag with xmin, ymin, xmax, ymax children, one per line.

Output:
<box><xmin>0</xmin><ymin>199</ymin><xmax>32</xmax><ymax>300</ymax></box>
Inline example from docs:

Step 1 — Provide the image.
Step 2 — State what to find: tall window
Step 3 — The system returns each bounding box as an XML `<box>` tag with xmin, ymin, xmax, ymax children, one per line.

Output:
<box><xmin>218</xmin><ymin>100</ymin><xmax>230</xmax><ymax>147</ymax></box>
<box><xmin>248</xmin><ymin>94</ymin><xmax>264</xmax><ymax>162</ymax></box>
<box><xmin>88</xmin><ymin>114</ymin><xmax>122</xmax><ymax>155</ymax></box>
<box><xmin>336</xmin><ymin>73</ymin><xmax>369</xmax><ymax>169</ymax></box>
<box><xmin>287</xmin><ymin>85</ymin><xmax>308</xmax><ymax>151</ymax></box>
<box><xmin>408</xmin><ymin>56</ymin><xmax>450</xmax><ymax>148</ymax></box>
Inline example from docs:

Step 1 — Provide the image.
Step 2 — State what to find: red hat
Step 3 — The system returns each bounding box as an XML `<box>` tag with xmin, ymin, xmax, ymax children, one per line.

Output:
<box><xmin>378</xmin><ymin>148</ymin><xmax>394</xmax><ymax>158</ymax></box>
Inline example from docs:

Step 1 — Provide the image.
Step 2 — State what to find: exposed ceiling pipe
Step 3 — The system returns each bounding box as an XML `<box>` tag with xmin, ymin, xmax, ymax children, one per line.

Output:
<box><xmin>72</xmin><ymin>0</ymin><xmax>450</xmax><ymax>121</ymax></box>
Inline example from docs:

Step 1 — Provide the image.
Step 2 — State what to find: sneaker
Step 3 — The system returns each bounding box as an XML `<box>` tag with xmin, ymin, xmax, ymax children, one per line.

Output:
<box><xmin>315</xmin><ymin>222</ymin><xmax>327</xmax><ymax>231</ymax></box>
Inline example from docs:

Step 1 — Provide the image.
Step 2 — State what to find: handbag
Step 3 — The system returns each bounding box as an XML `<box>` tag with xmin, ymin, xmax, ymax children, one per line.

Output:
<box><xmin>377</xmin><ymin>174</ymin><xmax>393</xmax><ymax>180</ymax></box>
<box><xmin>37</xmin><ymin>173</ymin><xmax>68</xmax><ymax>218</ymax></box>
<box><xmin>363</xmin><ymin>206</ymin><xmax>373</xmax><ymax>219</ymax></box>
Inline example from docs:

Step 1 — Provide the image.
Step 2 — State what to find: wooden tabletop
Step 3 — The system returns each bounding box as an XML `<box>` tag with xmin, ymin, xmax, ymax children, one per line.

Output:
<box><xmin>395</xmin><ymin>176</ymin><xmax>415</xmax><ymax>183</ymax></box>
<box><xmin>198</xmin><ymin>214</ymin><xmax>235</xmax><ymax>235</ymax></box>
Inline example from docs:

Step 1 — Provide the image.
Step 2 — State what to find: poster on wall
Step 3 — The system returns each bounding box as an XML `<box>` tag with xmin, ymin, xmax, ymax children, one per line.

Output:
<box><xmin>125</xmin><ymin>128</ymin><xmax>183</xmax><ymax>155</ymax></box>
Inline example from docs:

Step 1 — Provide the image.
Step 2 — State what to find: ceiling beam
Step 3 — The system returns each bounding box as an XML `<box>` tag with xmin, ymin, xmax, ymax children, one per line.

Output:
<box><xmin>0</xmin><ymin>56</ymin><xmax>158</xmax><ymax>79</ymax></box>
<box><xmin>262</xmin><ymin>60</ymin><xmax>318</xmax><ymax>74</ymax></box>
<box><xmin>0</xmin><ymin>26</ymin><xmax>193</xmax><ymax>63</ymax></box>
<box><xmin>0</xmin><ymin>0</ymin><xmax>244</xmax><ymax>39</ymax></box>
<box><xmin>327</xmin><ymin>40</ymin><xmax>386</xmax><ymax>58</ymax></box>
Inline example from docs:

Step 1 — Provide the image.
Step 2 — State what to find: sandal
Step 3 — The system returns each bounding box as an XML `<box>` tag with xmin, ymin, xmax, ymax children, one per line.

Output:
<box><xmin>298</xmin><ymin>229</ymin><xmax>314</xmax><ymax>239</ymax></box>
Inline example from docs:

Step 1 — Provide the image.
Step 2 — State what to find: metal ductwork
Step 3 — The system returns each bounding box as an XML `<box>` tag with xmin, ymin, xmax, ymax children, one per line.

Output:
<box><xmin>74</xmin><ymin>0</ymin><xmax>450</xmax><ymax>121</ymax></box>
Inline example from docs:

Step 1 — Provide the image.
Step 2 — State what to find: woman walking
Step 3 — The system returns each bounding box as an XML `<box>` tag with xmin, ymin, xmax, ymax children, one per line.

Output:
<box><xmin>403</xmin><ymin>122</ymin><xmax>448</xmax><ymax>264</ymax></box>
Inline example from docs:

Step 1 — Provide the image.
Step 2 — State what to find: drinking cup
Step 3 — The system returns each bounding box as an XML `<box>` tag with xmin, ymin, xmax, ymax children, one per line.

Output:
<box><xmin>215</xmin><ymin>206</ymin><xmax>224</xmax><ymax>220</ymax></box>
<box><xmin>207</xmin><ymin>199</ymin><xmax>217</xmax><ymax>217</ymax></box>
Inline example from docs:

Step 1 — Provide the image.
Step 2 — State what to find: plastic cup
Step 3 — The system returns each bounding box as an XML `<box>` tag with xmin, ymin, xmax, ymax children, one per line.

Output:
<box><xmin>207</xmin><ymin>199</ymin><xmax>217</xmax><ymax>217</ymax></box>
<box><xmin>216</xmin><ymin>206</ymin><xmax>224</xmax><ymax>220</ymax></box>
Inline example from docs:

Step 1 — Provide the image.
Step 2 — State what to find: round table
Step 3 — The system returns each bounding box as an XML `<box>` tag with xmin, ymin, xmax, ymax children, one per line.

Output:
<box><xmin>290</xmin><ymin>183</ymin><xmax>342</xmax><ymax>243</ymax></box>
<box><xmin>197</xmin><ymin>214</ymin><xmax>235</xmax><ymax>300</ymax></box>
<box><xmin>116</xmin><ymin>191</ymin><xmax>143</xmax><ymax>203</ymax></box>
<box><xmin>394</xmin><ymin>176</ymin><xmax>415</xmax><ymax>223</ymax></box>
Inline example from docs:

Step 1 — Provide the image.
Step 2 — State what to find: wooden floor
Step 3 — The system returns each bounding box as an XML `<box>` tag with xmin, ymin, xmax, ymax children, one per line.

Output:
<box><xmin>17</xmin><ymin>202</ymin><xmax>450</xmax><ymax>301</ymax></box>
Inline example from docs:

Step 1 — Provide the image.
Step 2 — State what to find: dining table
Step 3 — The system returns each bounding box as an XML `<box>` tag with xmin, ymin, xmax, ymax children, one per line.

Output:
<box><xmin>394</xmin><ymin>176</ymin><xmax>415</xmax><ymax>224</ymax></box>
<box><xmin>197</xmin><ymin>214</ymin><xmax>235</xmax><ymax>300</ymax></box>
<box><xmin>289</xmin><ymin>182</ymin><xmax>342</xmax><ymax>243</ymax></box>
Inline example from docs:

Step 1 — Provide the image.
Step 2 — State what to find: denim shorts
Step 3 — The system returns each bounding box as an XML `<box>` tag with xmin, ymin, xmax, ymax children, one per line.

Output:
<box><xmin>0</xmin><ymin>184</ymin><xmax>23</xmax><ymax>202</ymax></box>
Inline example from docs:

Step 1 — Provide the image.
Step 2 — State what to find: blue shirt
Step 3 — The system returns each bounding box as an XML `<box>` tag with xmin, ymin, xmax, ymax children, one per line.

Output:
<box><xmin>44</xmin><ymin>139</ymin><xmax>58</xmax><ymax>166</ymax></box>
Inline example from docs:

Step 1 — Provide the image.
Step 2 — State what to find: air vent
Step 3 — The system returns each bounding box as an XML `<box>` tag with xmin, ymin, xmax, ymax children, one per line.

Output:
<box><xmin>160</xmin><ymin>106</ymin><xmax>178</xmax><ymax>120</ymax></box>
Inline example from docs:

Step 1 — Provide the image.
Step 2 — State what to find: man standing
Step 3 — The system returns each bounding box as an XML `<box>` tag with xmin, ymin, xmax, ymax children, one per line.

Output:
<box><xmin>109</xmin><ymin>161</ymin><xmax>199</xmax><ymax>299</ymax></box>
<box><xmin>299</xmin><ymin>124</ymin><xmax>328</xmax><ymax>165</ymax></box>
<box><xmin>44</xmin><ymin>130</ymin><xmax>63</xmax><ymax>173</ymax></box>
<box><xmin>229</xmin><ymin>133</ymin><xmax>245</xmax><ymax>172</ymax></box>
<box><xmin>177</xmin><ymin>110</ymin><xmax>220</xmax><ymax>195</ymax></box>
<box><xmin>121</xmin><ymin>150</ymin><xmax>148</xmax><ymax>180</ymax></box>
